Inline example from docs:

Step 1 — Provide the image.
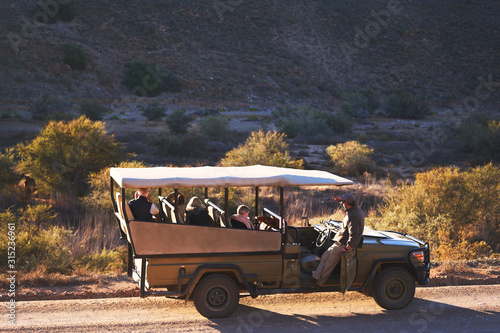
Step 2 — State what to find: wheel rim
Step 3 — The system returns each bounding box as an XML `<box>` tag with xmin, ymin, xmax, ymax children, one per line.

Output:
<box><xmin>385</xmin><ymin>278</ymin><xmax>406</xmax><ymax>300</ymax></box>
<box><xmin>207</xmin><ymin>287</ymin><xmax>228</xmax><ymax>308</ymax></box>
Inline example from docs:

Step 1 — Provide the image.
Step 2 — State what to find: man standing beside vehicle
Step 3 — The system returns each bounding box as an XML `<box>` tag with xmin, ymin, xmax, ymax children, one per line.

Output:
<box><xmin>305</xmin><ymin>193</ymin><xmax>365</xmax><ymax>287</ymax></box>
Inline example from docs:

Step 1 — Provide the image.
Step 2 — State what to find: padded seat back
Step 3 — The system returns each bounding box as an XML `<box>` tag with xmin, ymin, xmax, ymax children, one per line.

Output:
<box><xmin>166</xmin><ymin>191</ymin><xmax>185</xmax><ymax>224</ymax></box>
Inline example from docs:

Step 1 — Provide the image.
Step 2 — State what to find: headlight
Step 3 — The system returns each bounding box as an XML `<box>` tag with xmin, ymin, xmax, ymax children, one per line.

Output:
<box><xmin>412</xmin><ymin>250</ymin><xmax>425</xmax><ymax>262</ymax></box>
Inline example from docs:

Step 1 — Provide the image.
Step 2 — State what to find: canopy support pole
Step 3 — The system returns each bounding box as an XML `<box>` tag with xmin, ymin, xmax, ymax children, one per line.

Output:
<box><xmin>255</xmin><ymin>186</ymin><xmax>259</xmax><ymax>217</ymax></box>
<box><xmin>224</xmin><ymin>187</ymin><xmax>229</xmax><ymax>226</ymax></box>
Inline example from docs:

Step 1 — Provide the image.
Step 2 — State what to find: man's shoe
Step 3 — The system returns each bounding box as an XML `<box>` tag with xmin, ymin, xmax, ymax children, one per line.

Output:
<box><xmin>302</xmin><ymin>276</ymin><xmax>318</xmax><ymax>288</ymax></box>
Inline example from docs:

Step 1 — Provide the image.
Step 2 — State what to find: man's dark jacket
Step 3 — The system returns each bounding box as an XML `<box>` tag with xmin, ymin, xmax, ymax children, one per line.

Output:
<box><xmin>333</xmin><ymin>205</ymin><xmax>365</xmax><ymax>248</ymax></box>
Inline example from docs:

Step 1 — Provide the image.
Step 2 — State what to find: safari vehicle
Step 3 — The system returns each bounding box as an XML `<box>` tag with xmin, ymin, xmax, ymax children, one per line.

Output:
<box><xmin>110</xmin><ymin>165</ymin><xmax>430</xmax><ymax>318</ymax></box>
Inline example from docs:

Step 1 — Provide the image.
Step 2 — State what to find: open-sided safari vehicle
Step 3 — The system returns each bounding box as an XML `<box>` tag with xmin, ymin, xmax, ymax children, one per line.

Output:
<box><xmin>110</xmin><ymin>165</ymin><xmax>430</xmax><ymax>318</ymax></box>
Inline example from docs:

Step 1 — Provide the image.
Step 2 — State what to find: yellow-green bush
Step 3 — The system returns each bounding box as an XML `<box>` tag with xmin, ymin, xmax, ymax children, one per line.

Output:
<box><xmin>77</xmin><ymin>245</ymin><xmax>127</xmax><ymax>274</ymax></box>
<box><xmin>326</xmin><ymin>140</ymin><xmax>376</xmax><ymax>176</ymax></box>
<box><xmin>371</xmin><ymin>163</ymin><xmax>499</xmax><ymax>259</ymax></box>
<box><xmin>16</xmin><ymin>116</ymin><xmax>125</xmax><ymax>195</ymax></box>
<box><xmin>220</xmin><ymin>130</ymin><xmax>304</xmax><ymax>169</ymax></box>
<box><xmin>0</xmin><ymin>205</ymin><xmax>73</xmax><ymax>274</ymax></box>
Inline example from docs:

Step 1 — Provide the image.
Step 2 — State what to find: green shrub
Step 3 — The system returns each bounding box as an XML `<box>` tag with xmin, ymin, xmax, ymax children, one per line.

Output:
<box><xmin>166</xmin><ymin>109</ymin><xmax>194</xmax><ymax>135</ymax></box>
<box><xmin>326</xmin><ymin>140</ymin><xmax>376</xmax><ymax>175</ymax></box>
<box><xmin>30</xmin><ymin>93</ymin><xmax>73</xmax><ymax>120</ymax></box>
<box><xmin>372</xmin><ymin>163</ymin><xmax>499</xmax><ymax>259</ymax></box>
<box><xmin>273</xmin><ymin>106</ymin><xmax>352</xmax><ymax>139</ymax></box>
<box><xmin>454</xmin><ymin>112</ymin><xmax>500</xmax><ymax>163</ymax></box>
<box><xmin>341</xmin><ymin>89</ymin><xmax>380</xmax><ymax>118</ymax></box>
<box><xmin>77</xmin><ymin>246</ymin><xmax>127</xmax><ymax>273</ymax></box>
<box><xmin>122</xmin><ymin>61</ymin><xmax>180</xmax><ymax>97</ymax></box>
<box><xmin>63</xmin><ymin>44</ymin><xmax>86</xmax><ymax>70</ymax></box>
<box><xmin>151</xmin><ymin>133</ymin><xmax>205</xmax><ymax>158</ymax></box>
<box><xmin>16</xmin><ymin>116</ymin><xmax>125</xmax><ymax>195</ymax></box>
<box><xmin>384</xmin><ymin>89</ymin><xmax>429</xmax><ymax>119</ymax></box>
<box><xmin>142</xmin><ymin>101</ymin><xmax>166</xmax><ymax>121</ymax></box>
<box><xmin>79</xmin><ymin>100</ymin><xmax>107</xmax><ymax>120</ymax></box>
<box><xmin>0</xmin><ymin>149</ymin><xmax>17</xmax><ymax>193</ymax></box>
<box><xmin>220</xmin><ymin>130</ymin><xmax>304</xmax><ymax>168</ymax></box>
<box><xmin>0</xmin><ymin>205</ymin><xmax>73</xmax><ymax>274</ymax></box>
<box><xmin>199</xmin><ymin>116</ymin><xmax>229</xmax><ymax>140</ymax></box>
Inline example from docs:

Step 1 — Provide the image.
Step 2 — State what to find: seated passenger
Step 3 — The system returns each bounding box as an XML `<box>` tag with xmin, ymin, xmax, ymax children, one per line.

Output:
<box><xmin>128</xmin><ymin>188</ymin><xmax>159</xmax><ymax>222</ymax></box>
<box><xmin>229</xmin><ymin>205</ymin><xmax>254</xmax><ymax>229</ymax></box>
<box><xmin>185</xmin><ymin>196</ymin><xmax>215</xmax><ymax>226</ymax></box>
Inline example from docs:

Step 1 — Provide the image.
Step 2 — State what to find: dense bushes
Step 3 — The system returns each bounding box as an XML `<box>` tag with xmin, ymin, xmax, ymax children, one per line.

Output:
<box><xmin>122</xmin><ymin>61</ymin><xmax>181</xmax><ymax>97</ymax></box>
<box><xmin>79</xmin><ymin>100</ymin><xmax>107</xmax><ymax>120</ymax></box>
<box><xmin>198</xmin><ymin>116</ymin><xmax>230</xmax><ymax>140</ymax></box>
<box><xmin>0</xmin><ymin>150</ymin><xmax>17</xmax><ymax>192</ymax></box>
<box><xmin>16</xmin><ymin>116</ymin><xmax>125</xmax><ymax>195</ymax></box>
<box><xmin>326</xmin><ymin>141</ymin><xmax>376</xmax><ymax>176</ymax></box>
<box><xmin>454</xmin><ymin>111</ymin><xmax>500</xmax><ymax>163</ymax></box>
<box><xmin>384</xmin><ymin>89</ymin><xmax>430</xmax><ymax>119</ymax></box>
<box><xmin>141</xmin><ymin>101</ymin><xmax>166</xmax><ymax>121</ymax></box>
<box><xmin>30</xmin><ymin>93</ymin><xmax>73</xmax><ymax>120</ymax></box>
<box><xmin>63</xmin><ymin>44</ymin><xmax>86</xmax><ymax>70</ymax></box>
<box><xmin>0</xmin><ymin>205</ymin><xmax>72</xmax><ymax>274</ymax></box>
<box><xmin>340</xmin><ymin>89</ymin><xmax>380</xmax><ymax>118</ymax></box>
<box><xmin>166</xmin><ymin>109</ymin><xmax>194</xmax><ymax>134</ymax></box>
<box><xmin>220</xmin><ymin>130</ymin><xmax>304</xmax><ymax>168</ymax></box>
<box><xmin>372</xmin><ymin>163</ymin><xmax>500</xmax><ymax>259</ymax></box>
<box><xmin>273</xmin><ymin>106</ymin><xmax>352</xmax><ymax>139</ymax></box>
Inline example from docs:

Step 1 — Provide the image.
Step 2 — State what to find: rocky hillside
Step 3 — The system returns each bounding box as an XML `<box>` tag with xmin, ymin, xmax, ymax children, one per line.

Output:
<box><xmin>0</xmin><ymin>0</ymin><xmax>499</xmax><ymax>109</ymax></box>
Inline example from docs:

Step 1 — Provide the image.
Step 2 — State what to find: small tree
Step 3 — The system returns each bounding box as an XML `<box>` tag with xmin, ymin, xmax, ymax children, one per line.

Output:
<box><xmin>30</xmin><ymin>93</ymin><xmax>73</xmax><ymax>120</ymax></box>
<box><xmin>166</xmin><ymin>109</ymin><xmax>194</xmax><ymax>135</ymax></box>
<box><xmin>79</xmin><ymin>100</ymin><xmax>107</xmax><ymax>120</ymax></box>
<box><xmin>220</xmin><ymin>130</ymin><xmax>304</xmax><ymax>168</ymax></box>
<box><xmin>340</xmin><ymin>89</ymin><xmax>380</xmax><ymax>118</ymax></box>
<box><xmin>384</xmin><ymin>89</ymin><xmax>429</xmax><ymax>119</ymax></box>
<box><xmin>0</xmin><ymin>149</ymin><xmax>17</xmax><ymax>193</ymax></box>
<box><xmin>16</xmin><ymin>116</ymin><xmax>125</xmax><ymax>195</ymax></box>
<box><xmin>142</xmin><ymin>101</ymin><xmax>166</xmax><ymax>121</ymax></box>
<box><xmin>326</xmin><ymin>141</ymin><xmax>375</xmax><ymax>175</ymax></box>
<box><xmin>199</xmin><ymin>116</ymin><xmax>229</xmax><ymax>140</ymax></box>
<box><xmin>64</xmin><ymin>44</ymin><xmax>86</xmax><ymax>70</ymax></box>
<box><xmin>122</xmin><ymin>61</ymin><xmax>180</xmax><ymax>97</ymax></box>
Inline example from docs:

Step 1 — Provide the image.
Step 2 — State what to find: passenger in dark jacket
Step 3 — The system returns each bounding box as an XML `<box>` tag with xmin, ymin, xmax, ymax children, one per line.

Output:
<box><xmin>128</xmin><ymin>188</ymin><xmax>159</xmax><ymax>222</ymax></box>
<box><xmin>185</xmin><ymin>196</ymin><xmax>214</xmax><ymax>226</ymax></box>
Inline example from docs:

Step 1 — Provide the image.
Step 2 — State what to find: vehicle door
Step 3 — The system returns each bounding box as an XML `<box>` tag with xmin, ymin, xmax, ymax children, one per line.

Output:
<box><xmin>340</xmin><ymin>248</ymin><xmax>357</xmax><ymax>294</ymax></box>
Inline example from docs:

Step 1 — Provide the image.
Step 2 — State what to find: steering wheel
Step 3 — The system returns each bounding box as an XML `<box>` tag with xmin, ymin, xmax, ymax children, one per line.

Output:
<box><xmin>316</xmin><ymin>228</ymin><xmax>331</xmax><ymax>248</ymax></box>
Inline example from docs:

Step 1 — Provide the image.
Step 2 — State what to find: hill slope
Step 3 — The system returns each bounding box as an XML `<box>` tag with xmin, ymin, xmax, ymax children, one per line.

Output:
<box><xmin>1</xmin><ymin>0</ymin><xmax>499</xmax><ymax>108</ymax></box>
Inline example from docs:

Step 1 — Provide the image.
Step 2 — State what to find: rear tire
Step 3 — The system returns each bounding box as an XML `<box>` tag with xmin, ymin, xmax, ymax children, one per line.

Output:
<box><xmin>193</xmin><ymin>274</ymin><xmax>239</xmax><ymax>318</ymax></box>
<box><xmin>373</xmin><ymin>267</ymin><xmax>415</xmax><ymax>310</ymax></box>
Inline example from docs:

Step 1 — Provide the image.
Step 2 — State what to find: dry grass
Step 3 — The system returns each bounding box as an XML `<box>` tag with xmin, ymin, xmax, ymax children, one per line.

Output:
<box><xmin>435</xmin><ymin>261</ymin><xmax>474</xmax><ymax>274</ymax></box>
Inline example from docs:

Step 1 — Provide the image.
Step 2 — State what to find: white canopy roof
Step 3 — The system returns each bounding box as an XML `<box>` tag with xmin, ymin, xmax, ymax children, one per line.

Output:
<box><xmin>110</xmin><ymin>165</ymin><xmax>354</xmax><ymax>188</ymax></box>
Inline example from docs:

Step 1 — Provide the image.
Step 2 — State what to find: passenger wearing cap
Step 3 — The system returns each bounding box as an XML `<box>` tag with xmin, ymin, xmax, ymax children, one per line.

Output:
<box><xmin>305</xmin><ymin>193</ymin><xmax>365</xmax><ymax>287</ymax></box>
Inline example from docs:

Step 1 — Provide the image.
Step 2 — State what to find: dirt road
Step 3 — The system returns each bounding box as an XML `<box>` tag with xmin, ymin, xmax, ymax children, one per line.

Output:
<box><xmin>3</xmin><ymin>285</ymin><xmax>500</xmax><ymax>332</ymax></box>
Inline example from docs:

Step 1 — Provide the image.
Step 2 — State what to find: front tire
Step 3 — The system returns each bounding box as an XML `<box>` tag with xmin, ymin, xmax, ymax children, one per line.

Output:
<box><xmin>193</xmin><ymin>274</ymin><xmax>239</xmax><ymax>318</ymax></box>
<box><xmin>373</xmin><ymin>267</ymin><xmax>415</xmax><ymax>310</ymax></box>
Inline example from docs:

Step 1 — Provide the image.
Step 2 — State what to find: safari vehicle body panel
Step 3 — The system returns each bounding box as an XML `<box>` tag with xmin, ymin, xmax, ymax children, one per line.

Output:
<box><xmin>109</xmin><ymin>165</ymin><xmax>430</xmax><ymax>318</ymax></box>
